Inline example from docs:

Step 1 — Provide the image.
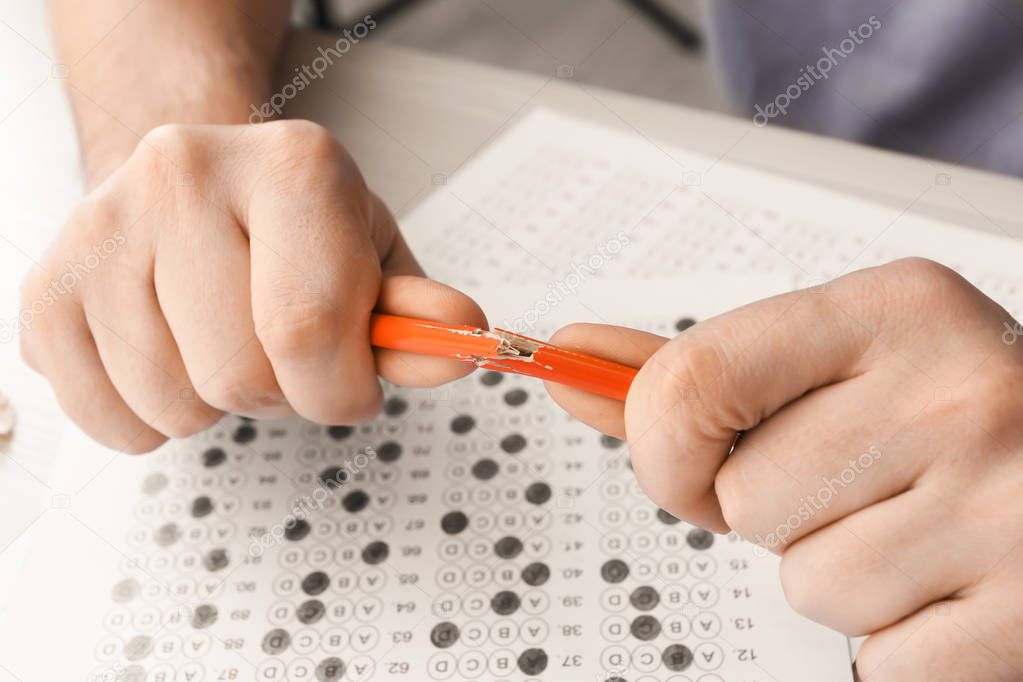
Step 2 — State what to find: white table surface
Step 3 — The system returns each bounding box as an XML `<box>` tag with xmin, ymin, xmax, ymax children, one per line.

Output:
<box><xmin>1</xmin><ymin>6</ymin><xmax>1021</xmax><ymax>675</ymax></box>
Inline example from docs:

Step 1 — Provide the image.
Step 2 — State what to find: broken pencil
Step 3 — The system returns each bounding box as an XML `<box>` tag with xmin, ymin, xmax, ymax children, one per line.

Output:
<box><xmin>370</xmin><ymin>313</ymin><xmax>638</xmax><ymax>401</ymax></box>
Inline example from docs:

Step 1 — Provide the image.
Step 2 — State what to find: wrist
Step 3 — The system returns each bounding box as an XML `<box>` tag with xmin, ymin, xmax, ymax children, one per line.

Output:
<box><xmin>70</xmin><ymin>56</ymin><xmax>275</xmax><ymax>187</ymax></box>
<box><xmin>77</xmin><ymin>92</ymin><xmax>265</xmax><ymax>186</ymax></box>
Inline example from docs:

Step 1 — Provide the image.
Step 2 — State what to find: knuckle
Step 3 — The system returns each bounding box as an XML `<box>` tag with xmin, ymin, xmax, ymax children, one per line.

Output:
<box><xmin>17</xmin><ymin>312</ymin><xmax>46</xmax><ymax>371</ymax></box>
<box><xmin>922</xmin><ymin>361</ymin><xmax>1023</xmax><ymax>450</ymax></box>
<box><xmin>872</xmin><ymin>257</ymin><xmax>970</xmax><ymax>310</ymax></box>
<box><xmin>662</xmin><ymin>339</ymin><xmax>725</xmax><ymax>391</ymax></box>
<box><xmin>135</xmin><ymin>124</ymin><xmax>204</xmax><ymax>179</ymax></box>
<box><xmin>884</xmin><ymin>256</ymin><xmax>958</xmax><ymax>282</ymax></box>
<box><xmin>197</xmin><ymin>380</ymin><xmax>252</xmax><ymax>414</ymax></box>
<box><xmin>141</xmin><ymin>123</ymin><xmax>197</xmax><ymax>158</ymax></box>
<box><xmin>668</xmin><ymin>339</ymin><xmax>755</xmax><ymax>429</ymax></box>
<box><xmin>256</xmin><ymin>300</ymin><xmax>339</xmax><ymax>360</ymax></box>
<box><xmin>18</xmin><ymin>267</ymin><xmax>45</xmax><ymax>313</ymax></box>
<box><xmin>779</xmin><ymin>539</ymin><xmax>870</xmax><ymax>636</ymax></box>
<box><xmin>645</xmin><ymin>339</ymin><xmax>725</xmax><ymax>422</ymax></box>
<box><xmin>265</xmin><ymin>119</ymin><xmax>337</xmax><ymax>154</ymax></box>
<box><xmin>17</xmin><ymin>269</ymin><xmax>64</xmax><ymax>370</ymax></box>
<box><xmin>299</xmin><ymin>388</ymin><xmax>382</xmax><ymax>427</ymax></box>
<box><xmin>198</xmin><ymin>374</ymin><xmax>285</xmax><ymax>414</ymax></box>
<box><xmin>713</xmin><ymin>460</ymin><xmax>759</xmax><ymax>538</ymax></box>
<box><xmin>264</xmin><ymin>119</ymin><xmax>342</xmax><ymax>169</ymax></box>
<box><xmin>18</xmin><ymin>327</ymin><xmax>41</xmax><ymax>372</ymax></box>
<box><xmin>48</xmin><ymin>384</ymin><xmax>168</xmax><ymax>454</ymax></box>
<box><xmin>260</xmin><ymin>120</ymin><xmax>362</xmax><ymax>195</ymax></box>
<box><xmin>626</xmin><ymin>338</ymin><xmax>736</xmax><ymax>522</ymax></box>
<box><xmin>64</xmin><ymin>201</ymin><xmax>123</xmax><ymax>257</ymax></box>
<box><xmin>154</xmin><ymin>403</ymin><xmax>222</xmax><ymax>440</ymax></box>
<box><xmin>961</xmin><ymin>368</ymin><xmax>1022</xmax><ymax>439</ymax></box>
<box><xmin>651</xmin><ymin>337</ymin><xmax>753</xmax><ymax>441</ymax></box>
<box><xmin>778</xmin><ymin>545</ymin><xmax>830</xmax><ymax>624</ymax></box>
<box><xmin>18</xmin><ymin>332</ymin><xmax>38</xmax><ymax>370</ymax></box>
<box><xmin>68</xmin><ymin>194</ymin><xmax>118</xmax><ymax>236</ymax></box>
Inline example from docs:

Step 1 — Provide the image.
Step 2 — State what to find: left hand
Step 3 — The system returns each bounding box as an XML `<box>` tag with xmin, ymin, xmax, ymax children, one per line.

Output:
<box><xmin>547</xmin><ymin>258</ymin><xmax>1023</xmax><ymax>681</ymax></box>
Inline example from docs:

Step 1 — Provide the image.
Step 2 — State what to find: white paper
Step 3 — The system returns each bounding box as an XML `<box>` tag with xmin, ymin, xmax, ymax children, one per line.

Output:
<box><xmin>4</xmin><ymin>275</ymin><xmax>856</xmax><ymax>682</ymax></box>
<box><xmin>404</xmin><ymin>109</ymin><xmax>1023</xmax><ymax>323</ymax></box>
<box><xmin>16</xmin><ymin>107</ymin><xmax>1023</xmax><ymax>681</ymax></box>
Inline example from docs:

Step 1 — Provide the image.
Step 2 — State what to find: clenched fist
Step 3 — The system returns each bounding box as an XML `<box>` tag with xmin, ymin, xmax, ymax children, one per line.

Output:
<box><xmin>548</xmin><ymin>258</ymin><xmax>1023</xmax><ymax>681</ymax></box>
<box><xmin>21</xmin><ymin>121</ymin><xmax>484</xmax><ymax>453</ymax></box>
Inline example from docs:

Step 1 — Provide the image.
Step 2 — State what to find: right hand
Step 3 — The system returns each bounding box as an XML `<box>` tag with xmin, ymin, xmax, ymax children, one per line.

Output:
<box><xmin>20</xmin><ymin>120</ymin><xmax>485</xmax><ymax>453</ymax></box>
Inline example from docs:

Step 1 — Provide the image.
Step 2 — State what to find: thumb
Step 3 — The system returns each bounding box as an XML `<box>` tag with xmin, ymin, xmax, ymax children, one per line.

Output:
<box><xmin>624</xmin><ymin>284</ymin><xmax>875</xmax><ymax>532</ymax></box>
<box><xmin>546</xmin><ymin>278</ymin><xmax>878</xmax><ymax>533</ymax></box>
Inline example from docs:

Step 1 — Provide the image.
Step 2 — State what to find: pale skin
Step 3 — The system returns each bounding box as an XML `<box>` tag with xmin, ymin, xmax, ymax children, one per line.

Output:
<box><xmin>29</xmin><ymin>0</ymin><xmax>487</xmax><ymax>453</ymax></box>
<box><xmin>548</xmin><ymin>260</ymin><xmax>1023</xmax><ymax>680</ymax></box>
<box><xmin>24</xmin><ymin>2</ymin><xmax>1023</xmax><ymax>679</ymax></box>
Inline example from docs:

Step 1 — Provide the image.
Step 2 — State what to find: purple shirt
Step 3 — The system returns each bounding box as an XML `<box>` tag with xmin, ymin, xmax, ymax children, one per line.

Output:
<box><xmin>706</xmin><ymin>0</ymin><xmax>1023</xmax><ymax>175</ymax></box>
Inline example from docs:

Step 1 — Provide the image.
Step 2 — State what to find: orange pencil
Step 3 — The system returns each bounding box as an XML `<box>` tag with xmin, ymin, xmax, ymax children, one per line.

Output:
<box><xmin>370</xmin><ymin>313</ymin><xmax>638</xmax><ymax>401</ymax></box>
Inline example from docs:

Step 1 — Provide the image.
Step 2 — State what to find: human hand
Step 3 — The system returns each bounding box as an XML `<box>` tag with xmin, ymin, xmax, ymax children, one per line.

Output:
<box><xmin>21</xmin><ymin>121</ymin><xmax>484</xmax><ymax>453</ymax></box>
<box><xmin>547</xmin><ymin>258</ymin><xmax>1023</xmax><ymax>680</ymax></box>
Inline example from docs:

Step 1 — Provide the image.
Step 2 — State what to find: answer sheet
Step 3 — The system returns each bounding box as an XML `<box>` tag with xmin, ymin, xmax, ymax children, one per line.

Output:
<box><xmin>5</xmin><ymin>273</ymin><xmax>858</xmax><ymax>682</ymax></box>
<box><xmin>13</xmin><ymin>107</ymin><xmax>1023</xmax><ymax>681</ymax></box>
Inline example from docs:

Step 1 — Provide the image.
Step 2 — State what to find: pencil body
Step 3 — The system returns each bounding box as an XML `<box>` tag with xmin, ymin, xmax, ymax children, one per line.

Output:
<box><xmin>370</xmin><ymin>314</ymin><xmax>637</xmax><ymax>401</ymax></box>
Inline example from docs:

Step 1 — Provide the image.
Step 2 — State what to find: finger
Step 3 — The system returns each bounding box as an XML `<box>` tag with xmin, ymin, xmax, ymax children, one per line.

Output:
<box><xmin>154</xmin><ymin>206</ymin><xmax>291</xmax><ymax>418</ymax></box>
<box><xmin>545</xmin><ymin>323</ymin><xmax>668</xmax><ymax>438</ymax></box>
<box><xmin>625</xmin><ymin>271</ymin><xmax>890</xmax><ymax>532</ymax></box>
<box><xmin>715</xmin><ymin>365</ymin><xmax>929</xmax><ymax>548</ymax></box>
<box><xmin>84</xmin><ymin>270</ymin><xmax>223</xmax><ymax>438</ymax></box>
<box><xmin>21</xmin><ymin>295</ymin><xmax>166</xmax><ymax>453</ymax></box>
<box><xmin>779</xmin><ymin>487</ymin><xmax>982</xmax><ymax>636</ymax></box>
<box><xmin>245</xmin><ymin>131</ymin><xmax>391</xmax><ymax>424</ymax></box>
<box><xmin>856</xmin><ymin>587</ymin><xmax>1023</xmax><ymax>682</ymax></box>
<box><xmin>374</xmin><ymin>275</ymin><xmax>488</xmax><ymax>387</ymax></box>
<box><xmin>375</xmin><ymin>197</ymin><xmax>425</xmax><ymax>277</ymax></box>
